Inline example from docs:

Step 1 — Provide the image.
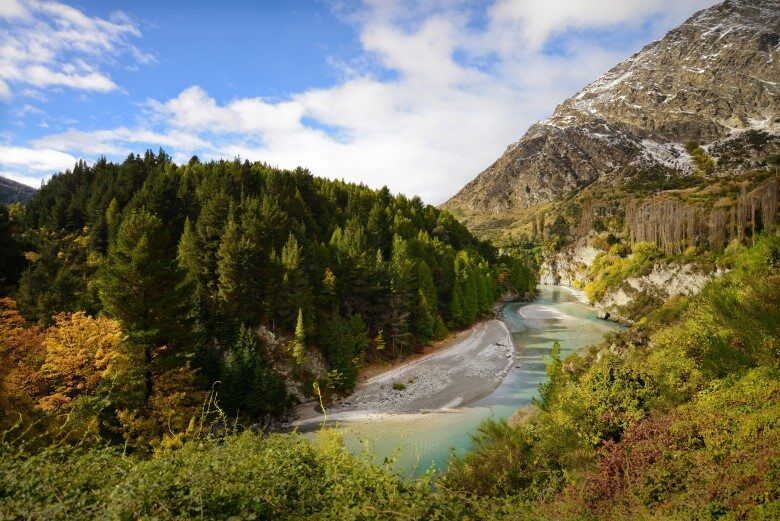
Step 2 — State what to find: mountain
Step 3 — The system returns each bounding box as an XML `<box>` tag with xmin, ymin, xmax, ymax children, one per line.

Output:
<box><xmin>0</xmin><ymin>175</ymin><xmax>36</xmax><ymax>204</ymax></box>
<box><xmin>444</xmin><ymin>0</ymin><xmax>779</xmax><ymax>225</ymax></box>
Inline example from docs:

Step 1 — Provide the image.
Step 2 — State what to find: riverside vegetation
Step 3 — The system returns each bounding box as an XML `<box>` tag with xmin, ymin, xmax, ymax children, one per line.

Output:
<box><xmin>0</xmin><ymin>151</ymin><xmax>535</xmax><ymax>447</ymax></box>
<box><xmin>1</xmin><ymin>231</ymin><xmax>777</xmax><ymax>519</ymax></box>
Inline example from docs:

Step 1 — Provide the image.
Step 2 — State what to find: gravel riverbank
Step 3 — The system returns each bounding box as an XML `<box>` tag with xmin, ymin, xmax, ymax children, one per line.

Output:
<box><xmin>293</xmin><ymin>319</ymin><xmax>514</xmax><ymax>428</ymax></box>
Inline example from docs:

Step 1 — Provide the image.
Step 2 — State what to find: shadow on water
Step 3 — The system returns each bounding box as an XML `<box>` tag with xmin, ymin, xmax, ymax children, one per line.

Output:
<box><xmin>302</xmin><ymin>285</ymin><xmax>623</xmax><ymax>477</ymax></box>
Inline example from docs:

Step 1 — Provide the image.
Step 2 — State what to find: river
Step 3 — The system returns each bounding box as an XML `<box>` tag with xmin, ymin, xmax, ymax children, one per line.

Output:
<box><xmin>303</xmin><ymin>285</ymin><xmax>622</xmax><ymax>477</ymax></box>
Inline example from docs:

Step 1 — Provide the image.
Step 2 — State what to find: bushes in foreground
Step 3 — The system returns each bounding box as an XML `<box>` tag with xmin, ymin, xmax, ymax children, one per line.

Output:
<box><xmin>0</xmin><ymin>430</ymin><xmax>542</xmax><ymax>520</ymax></box>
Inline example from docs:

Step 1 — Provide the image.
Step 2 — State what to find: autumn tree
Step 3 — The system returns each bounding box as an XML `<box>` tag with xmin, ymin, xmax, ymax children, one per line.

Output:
<box><xmin>38</xmin><ymin>312</ymin><xmax>123</xmax><ymax>412</ymax></box>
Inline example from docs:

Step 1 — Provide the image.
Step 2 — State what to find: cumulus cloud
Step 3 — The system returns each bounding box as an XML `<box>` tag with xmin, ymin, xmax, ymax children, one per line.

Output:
<box><xmin>0</xmin><ymin>145</ymin><xmax>76</xmax><ymax>171</ymax></box>
<box><xmin>488</xmin><ymin>0</ymin><xmax>715</xmax><ymax>51</ymax></box>
<box><xmin>33</xmin><ymin>127</ymin><xmax>210</xmax><ymax>156</ymax></box>
<box><xmin>0</xmin><ymin>0</ymin><xmax>151</xmax><ymax>97</ymax></box>
<box><xmin>0</xmin><ymin>0</ymin><xmax>27</xmax><ymax>19</ymax></box>
<box><xmin>11</xmin><ymin>0</ymin><xmax>719</xmax><ymax>202</ymax></box>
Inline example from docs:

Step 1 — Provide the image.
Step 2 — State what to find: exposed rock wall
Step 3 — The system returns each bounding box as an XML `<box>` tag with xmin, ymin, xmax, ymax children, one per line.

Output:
<box><xmin>541</xmin><ymin>241</ymin><xmax>720</xmax><ymax>319</ymax></box>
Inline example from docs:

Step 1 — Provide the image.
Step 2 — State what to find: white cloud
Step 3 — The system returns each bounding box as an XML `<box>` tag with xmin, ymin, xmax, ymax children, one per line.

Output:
<box><xmin>0</xmin><ymin>145</ymin><xmax>76</xmax><ymax>171</ymax></box>
<box><xmin>488</xmin><ymin>0</ymin><xmax>715</xmax><ymax>50</ymax></box>
<box><xmin>0</xmin><ymin>0</ymin><xmax>151</xmax><ymax>97</ymax></box>
<box><xmin>0</xmin><ymin>0</ymin><xmax>28</xmax><ymax>19</ymax></box>
<box><xmin>33</xmin><ymin>127</ymin><xmax>210</xmax><ymax>156</ymax></box>
<box><xmin>12</xmin><ymin>0</ymin><xmax>720</xmax><ymax>202</ymax></box>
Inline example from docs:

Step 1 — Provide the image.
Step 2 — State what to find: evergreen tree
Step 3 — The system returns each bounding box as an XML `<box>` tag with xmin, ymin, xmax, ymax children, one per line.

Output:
<box><xmin>411</xmin><ymin>289</ymin><xmax>436</xmax><ymax>342</ymax></box>
<box><xmin>177</xmin><ymin>217</ymin><xmax>200</xmax><ymax>284</ymax></box>
<box><xmin>450</xmin><ymin>283</ymin><xmax>464</xmax><ymax>328</ymax></box>
<box><xmin>216</xmin><ymin>215</ymin><xmax>244</xmax><ymax>312</ymax></box>
<box><xmin>221</xmin><ymin>324</ymin><xmax>286</xmax><ymax>416</ymax></box>
<box><xmin>348</xmin><ymin>314</ymin><xmax>369</xmax><ymax>358</ymax></box>
<box><xmin>462</xmin><ymin>269</ymin><xmax>478</xmax><ymax>324</ymax></box>
<box><xmin>321</xmin><ymin>313</ymin><xmax>358</xmax><ymax>391</ymax></box>
<box><xmin>291</xmin><ymin>308</ymin><xmax>306</xmax><ymax>365</ymax></box>
<box><xmin>105</xmin><ymin>197</ymin><xmax>120</xmax><ymax>247</ymax></box>
<box><xmin>98</xmin><ymin>209</ymin><xmax>191</xmax><ymax>402</ymax></box>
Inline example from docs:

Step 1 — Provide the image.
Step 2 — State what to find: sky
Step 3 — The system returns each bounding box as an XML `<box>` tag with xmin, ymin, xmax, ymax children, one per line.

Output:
<box><xmin>0</xmin><ymin>0</ymin><xmax>718</xmax><ymax>204</ymax></box>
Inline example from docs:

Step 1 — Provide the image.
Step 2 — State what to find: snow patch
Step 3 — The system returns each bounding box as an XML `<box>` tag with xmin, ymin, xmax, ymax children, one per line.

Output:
<box><xmin>639</xmin><ymin>140</ymin><xmax>692</xmax><ymax>171</ymax></box>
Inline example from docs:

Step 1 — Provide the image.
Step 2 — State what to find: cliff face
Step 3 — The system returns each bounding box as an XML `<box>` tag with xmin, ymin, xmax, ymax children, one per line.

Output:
<box><xmin>540</xmin><ymin>241</ymin><xmax>720</xmax><ymax>321</ymax></box>
<box><xmin>444</xmin><ymin>0</ymin><xmax>780</xmax><ymax>215</ymax></box>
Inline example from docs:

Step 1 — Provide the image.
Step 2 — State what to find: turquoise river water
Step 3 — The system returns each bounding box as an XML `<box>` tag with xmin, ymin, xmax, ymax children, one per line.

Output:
<box><xmin>304</xmin><ymin>285</ymin><xmax>621</xmax><ymax>477</ymax></box>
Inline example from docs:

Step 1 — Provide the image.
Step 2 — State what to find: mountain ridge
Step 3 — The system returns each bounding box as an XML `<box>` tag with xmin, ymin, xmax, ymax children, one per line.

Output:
<box><xmin>0</xmin><ymin>175</ymin><xmax>36</xmax><ymax>204</ymax></box>
<box><xmin>444</xmin><ymin>0</ymin><xmax>780</xmax><ymax>216</ymax></box>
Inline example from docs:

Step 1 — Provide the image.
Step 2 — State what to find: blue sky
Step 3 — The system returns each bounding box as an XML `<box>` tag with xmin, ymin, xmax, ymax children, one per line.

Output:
<box><xmin>0</xmin><ymin>0</ymin><xmax>717</xmax><ymax>203</ymax></box>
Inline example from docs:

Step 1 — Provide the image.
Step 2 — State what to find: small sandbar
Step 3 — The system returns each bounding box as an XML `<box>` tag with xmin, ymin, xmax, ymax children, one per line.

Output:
<box><xmin>517</xmin><ymin>304</ymin><xmax>570</xmax><ymax>320</ymax></box>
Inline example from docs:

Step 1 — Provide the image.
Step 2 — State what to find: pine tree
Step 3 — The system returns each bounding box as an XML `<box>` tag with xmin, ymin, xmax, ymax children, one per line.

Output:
<box><xmin>105</xmin><ymin>197</ymin><xmax>121</xmax><ymax>248</ymax></box>
<box><xmin>280</xmin><ymin>234</ymin><xmax>308</xmax><ymax>328</ymax></box>
<box><xmin>450</xmin><ymin>283</ymin><xmax>464</xmax><ymax>328</ymax></box>
<box><xmin>220</xmin><ymin>324</ymin><xmax>286</xmax><ymax>416</ymax></box>
<box><xmin>177</xmin><ymin>217</ymin><xmax>200</xmax><ymax>284</ymax></box>
<box><xmin>216</xmin><ymin>215</ymin><xmax>243</xmax><ymax>311</ymax></box>
<box><xmin>291</xmin><ymin>308</ymin><xmax>306</xmax><ymax>365</ymax></box>
<box><xmin>475</xmin><ymin>265</ymin><xmax>492</xmax><ymax>314</ymax></box>
<box><xmin>411</xmin><ymin>289</ymin><xmax>436</xmax><ymax>342</ymax></box>
<box><xmin>98</xmin><ymin>209</ymin><xmax>191</xmax><ymax>403</ymax></box>
<box><xmin>463</xmin><ymin>270</ymin><xmax>478</xmax><ymax>324</ymax></box>
<box><xmin>195</xmin><ymin>193</ymin><xmax>230</xmax><ymax>290</ymax></box>
<box><xmin>349</xmin><ymin>314</ymin><xmax>369</xmax><ymax>358</ymax></box>
<box><xmin>322</xmin><ymin>312</ymin><xmax>358</xmax><ymax>391</ymax></box>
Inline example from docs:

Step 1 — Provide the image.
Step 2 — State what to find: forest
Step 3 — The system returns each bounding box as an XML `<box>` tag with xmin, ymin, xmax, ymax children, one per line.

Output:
<box><xmin>0</xmin><ymin>150</ymin><xmax>535</xmax><ymax>451</ymax></box>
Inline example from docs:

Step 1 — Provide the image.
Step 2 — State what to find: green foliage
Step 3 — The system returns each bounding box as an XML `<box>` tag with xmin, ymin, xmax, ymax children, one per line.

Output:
<box><xmin>16</xmin><ymin>230</ymin><xmax>99</xmax><ymax>324</ymax></box>
<box><xmin>99</xmin><ymin>209</ymin><xmax>190</xmax><ymax>348</ymax></box>
<box><xmin>0</xmin><ymin>430</ymin><xmax>492</xmax><ymax>520</ymax></box>
<box><xmin>11</xmin><ymin>151</ymin><xmax>530</xmax><ymax>406</ymax></box>
<box><xmin>536</xmin><ymin>342</ymin><xmax>562</xmax><ymax>410</ymax></box>
<box><xmin>0</xmin><ymin>204</ymin><xmax>26</xmax><ymax>293</ymax></box>
<box><xmin>290</xmin><ymin>308</ymin><xmax>307</xmax><ymax>365</ymax></box>
<box><xmin>584</xmin><ymin>241</ymin><xmax>661</xmax><ymax>302</ymax></box>
<box><xmin>220</xmin><ymin>324</ymin><xmax>287</xmax><ymax>417</ymax></box>
<box><xmin>685</xmin><ymin>141</ymin><xmax>715</xmax><ymax>176</ymax></box>
<box><xmin>445</xmin><ymin>235</ymin><xmax>780</xmax><ymax>519</ymax></box>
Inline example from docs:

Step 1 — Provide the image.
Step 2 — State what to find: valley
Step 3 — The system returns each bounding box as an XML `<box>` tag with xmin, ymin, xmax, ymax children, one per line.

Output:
<box><xmin>298</xmin><ymin>285</ymin><xmax>621</xmax><ymax>476</ymax></box>
<box><xmin>1</xmin><ymin>0</ymin><xmax>778</xmax><ymax>519</ymax></box>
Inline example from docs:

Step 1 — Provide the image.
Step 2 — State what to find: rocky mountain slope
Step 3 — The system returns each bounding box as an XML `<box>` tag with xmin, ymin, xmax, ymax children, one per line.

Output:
<box><xmin>444</xmin><ymin>0</ymin><xmax>780</xmax><ymax>215</ymax></box>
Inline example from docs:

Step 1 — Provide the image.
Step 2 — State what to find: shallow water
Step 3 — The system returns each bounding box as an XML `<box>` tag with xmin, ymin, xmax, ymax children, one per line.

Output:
<box><xmin>303</xmin><ymin>285</ymin><xmax>621</xmax><ymax>477</ymax></box>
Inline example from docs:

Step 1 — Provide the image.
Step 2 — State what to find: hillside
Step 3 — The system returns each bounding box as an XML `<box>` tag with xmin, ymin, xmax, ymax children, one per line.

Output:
<box><xmin>444</xmin><ymin>0</ymin><xmax>779</xmax><ymax>247</ymax></box>
<box><xmin>0</xmin><ymin>175</ymin><xmax>36</xmax><ymax>204</ymax></box>
<box><xmin>1</xmin><ymin>152</ymin><xmax>534</xmax><ymax>450</ymax></box>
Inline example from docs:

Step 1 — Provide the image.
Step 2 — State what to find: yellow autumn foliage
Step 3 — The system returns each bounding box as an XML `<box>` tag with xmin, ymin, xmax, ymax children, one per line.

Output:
<box><xmin>38</xmin><ymin>312</ymin><xmax>124</xmax><ymax>411</ymax></box>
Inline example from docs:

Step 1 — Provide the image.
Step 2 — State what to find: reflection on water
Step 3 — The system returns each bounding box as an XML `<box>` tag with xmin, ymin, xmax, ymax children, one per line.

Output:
<box><xmin>302</xmin><ymin>285</ymin><xmax>621</xmax><ymax>477</ymax></box>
